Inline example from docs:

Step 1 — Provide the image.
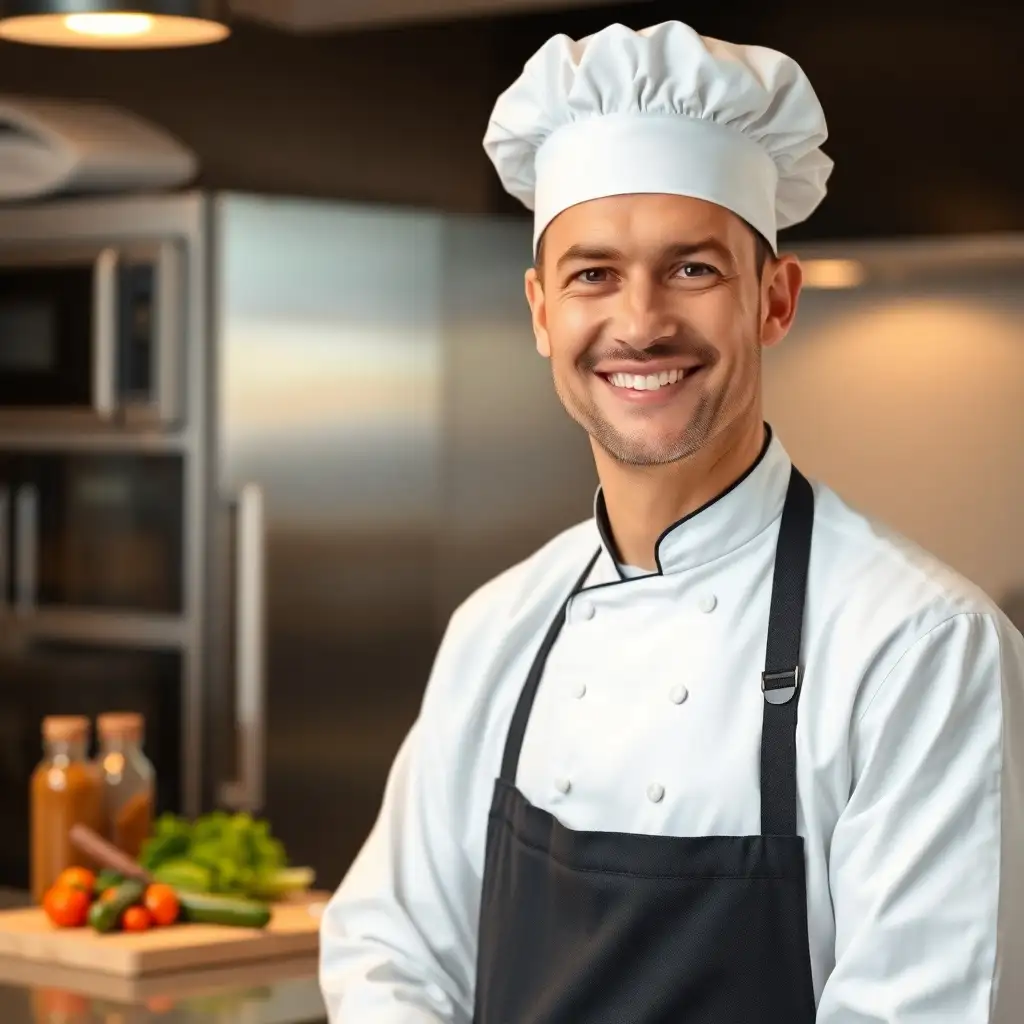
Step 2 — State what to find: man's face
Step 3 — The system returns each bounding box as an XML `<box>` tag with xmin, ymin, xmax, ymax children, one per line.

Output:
<box><xmin>525</xmin><ymin>194</ymin><xmax>800</xmax><ymax>467</ymax></box>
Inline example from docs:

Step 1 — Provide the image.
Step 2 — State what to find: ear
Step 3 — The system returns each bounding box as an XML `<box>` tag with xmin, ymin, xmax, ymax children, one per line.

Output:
<box><xmin>760</xmin><ymin>255</ymin><xmax>803</xmax><ymax>350</ymax></box>
<box><xmin>525</xmin><ymin>267</ymin><xmax>552</xmax><ymax>358</ymax></box>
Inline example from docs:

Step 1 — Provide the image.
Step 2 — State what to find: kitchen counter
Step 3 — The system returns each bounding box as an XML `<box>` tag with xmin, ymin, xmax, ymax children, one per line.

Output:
<box><xmin>0</xmin><ymin>889</ymin><xmax>327</xmax><ymax>1024</ymax></box>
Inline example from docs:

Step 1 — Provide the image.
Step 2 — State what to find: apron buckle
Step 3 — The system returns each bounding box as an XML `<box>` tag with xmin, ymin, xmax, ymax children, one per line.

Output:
<box><xmin>761</xmin><ymin>666</ymin><xmax>801</xmax><ymax>704</ymax></box>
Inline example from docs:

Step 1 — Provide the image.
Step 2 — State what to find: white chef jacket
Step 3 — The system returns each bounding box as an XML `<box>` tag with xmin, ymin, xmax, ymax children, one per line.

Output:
<box><xmin>319</xmin><ymin>428</ymin><xmax>1024</xmax><ymax>1023</ymax></box>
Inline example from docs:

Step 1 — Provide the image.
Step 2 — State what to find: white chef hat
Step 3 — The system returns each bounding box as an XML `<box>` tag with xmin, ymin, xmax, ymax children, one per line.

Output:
<box><xmin>483</xmin><ymin>21</ymin><xmax>833</xmax><ymax>256</ymax></box>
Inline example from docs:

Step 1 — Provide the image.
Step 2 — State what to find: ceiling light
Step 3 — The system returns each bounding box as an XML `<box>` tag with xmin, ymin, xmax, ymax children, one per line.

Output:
<box><xmin>0</xmin><ymin>0</ymin><xmax>229</xmax><ymax>48</ymax></box>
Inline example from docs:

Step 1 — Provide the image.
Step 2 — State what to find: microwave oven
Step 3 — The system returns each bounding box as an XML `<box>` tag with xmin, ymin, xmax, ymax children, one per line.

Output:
<box><xmin>0</xmin><ymin>241</ymin><xmax>183</xmax><ymax>429</ymax></box>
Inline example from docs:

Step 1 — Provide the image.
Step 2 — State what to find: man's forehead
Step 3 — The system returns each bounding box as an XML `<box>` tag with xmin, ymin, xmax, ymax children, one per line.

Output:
<box><xmin>546</xmin><ymin>195</ymin><xmax>745</xmax><ymax>256</ymax></box>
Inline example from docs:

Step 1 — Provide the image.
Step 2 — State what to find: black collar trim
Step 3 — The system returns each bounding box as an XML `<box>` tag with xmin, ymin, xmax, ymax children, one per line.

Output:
<box><xmin>595</xmin><ymin>423</ymin><xmax>775</xmax><ymax>581</ymax></box>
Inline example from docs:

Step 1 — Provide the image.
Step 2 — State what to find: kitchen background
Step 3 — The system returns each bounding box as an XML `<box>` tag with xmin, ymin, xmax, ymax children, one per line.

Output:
<box><xmin>0</xmin><ymin>0</ymin><xmax>1022</xmax><ymax>900</ymax></box>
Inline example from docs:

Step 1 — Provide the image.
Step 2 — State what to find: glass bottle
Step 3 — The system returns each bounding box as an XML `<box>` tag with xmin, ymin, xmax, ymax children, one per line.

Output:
<box><xmin>97</xmin><ymin>712</ymin><xmax>155</xmax><ymax>860</ymax></box>
<box><xmin>30</xmin><ymin>716</ymin><xmax>104</xmax><ymax>905</ymax></box>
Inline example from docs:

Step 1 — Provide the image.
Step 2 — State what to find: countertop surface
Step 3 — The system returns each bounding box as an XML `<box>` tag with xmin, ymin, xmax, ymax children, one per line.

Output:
<box><xmin>0</xmin><ymin>889</ymin><xmax>327</xmax><ymax>1024</ymax></box>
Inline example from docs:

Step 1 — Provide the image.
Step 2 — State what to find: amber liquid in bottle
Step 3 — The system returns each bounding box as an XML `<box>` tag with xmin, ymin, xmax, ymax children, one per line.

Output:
<box><xmin>97</xmin><ymin>712</ymin><xmax>155</xmax><ymax>860</ymax></box>
<box><xmin>30</xmin><ymin>716</ymin><xmax>104</xmax><ymax>905</ymax></box>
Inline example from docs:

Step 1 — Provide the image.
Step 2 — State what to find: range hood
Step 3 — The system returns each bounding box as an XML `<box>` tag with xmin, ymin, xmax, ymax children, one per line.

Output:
<box><xmin>230</xmin><ymin>0</ymin><xmax>633</xmax><ymax>33</ymax></box>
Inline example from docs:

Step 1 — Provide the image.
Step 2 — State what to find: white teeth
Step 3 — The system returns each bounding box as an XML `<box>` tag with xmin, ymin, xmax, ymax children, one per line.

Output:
<box><xmin>608</xmin><ymin>368</ymin><xmax>690</xmax><ymax>391</ymax></box>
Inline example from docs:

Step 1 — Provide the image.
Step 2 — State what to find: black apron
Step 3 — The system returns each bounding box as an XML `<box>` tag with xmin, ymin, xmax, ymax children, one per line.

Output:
<box><xmin>472</xmin><ymin>467</ymin><xmax>817</xmax><ymax>1024</ymax></box>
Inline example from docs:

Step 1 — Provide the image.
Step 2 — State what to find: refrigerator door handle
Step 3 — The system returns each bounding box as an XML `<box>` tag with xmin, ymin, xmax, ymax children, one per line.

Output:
<box><xmin>92</xmin><ymin>247</ymin><xmax>119</xmax><ymax>420</ymax></box>
<box><xmin>220</xmin><ymin>483</ymin><xmax>266</xmax><ymax>813</ymax></box>
<box><xmin>14</xmin><ymin>484</ymin><xmax>38</xmax><ymax>615</ymax></box>
<box><xmin>154</xmin><ymin>241</ymin><xmax>184</xmax><ymax>426</ymax></box>
<box><xmin>0</xmin><ymin>485</ymin><xmax>9</xmax><ymax>610</ymax></box>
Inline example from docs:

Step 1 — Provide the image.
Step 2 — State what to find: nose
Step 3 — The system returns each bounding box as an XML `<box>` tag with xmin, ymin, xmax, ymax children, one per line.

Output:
<box><xmin>610</xmin><ymin>274</ymin><xmax>676</xmax><ymax>351</ymax></box>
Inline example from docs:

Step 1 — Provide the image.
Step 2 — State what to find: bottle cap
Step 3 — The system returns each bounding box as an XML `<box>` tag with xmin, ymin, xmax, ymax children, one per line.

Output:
<box><xmin>42</xmin><ymin>715</ymin><xmax>90</xmax><ymax>743</ymax></box>
<box><xmin>97</xmin><ymin>712</ymin><xmax>145</xmax><ymax>743</ymax></box>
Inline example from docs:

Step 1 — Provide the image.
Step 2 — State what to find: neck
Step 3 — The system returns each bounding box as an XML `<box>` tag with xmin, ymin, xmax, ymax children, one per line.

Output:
<box><xmin>595</xmin><ymin>416</ymin><xmax>766</xmax><ymax>571</ymax></box>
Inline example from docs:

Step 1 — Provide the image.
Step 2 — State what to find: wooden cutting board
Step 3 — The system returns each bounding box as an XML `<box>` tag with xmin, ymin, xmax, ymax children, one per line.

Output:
<box><xmin>0</xmin><ymin>893</ymin><xmax>327</xmax><ymax>977</ymax></box>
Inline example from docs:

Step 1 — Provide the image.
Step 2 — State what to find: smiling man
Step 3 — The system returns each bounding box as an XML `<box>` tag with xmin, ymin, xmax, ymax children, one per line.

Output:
<box><xmin>319</xmin><ymin>21</ymin><xmax>1024</xmax><ymax>1024</ymax></box>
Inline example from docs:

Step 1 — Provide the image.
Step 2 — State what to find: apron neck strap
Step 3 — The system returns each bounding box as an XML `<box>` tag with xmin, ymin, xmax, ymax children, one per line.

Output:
<box><xmin>500</xmin><ymin>550</ymin><xmax>598</xmax><ymax>783</ymax></box>
<box><xmin>760</xmin><ymin>467</ymin><xmax>814</xmax><ymax>836</ymax></box>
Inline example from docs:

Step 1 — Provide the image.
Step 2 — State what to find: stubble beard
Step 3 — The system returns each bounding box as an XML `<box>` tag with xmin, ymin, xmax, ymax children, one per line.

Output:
<box><xmin>553</xmin><ymin>340</ymin><xmax>761</xmax><ymax>469</ymax></box>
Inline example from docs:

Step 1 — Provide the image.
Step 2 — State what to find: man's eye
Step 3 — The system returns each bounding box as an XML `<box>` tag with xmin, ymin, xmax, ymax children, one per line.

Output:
<box><xmin>574</xmin><ymin>268</ymin><xmax>610</xmax><ymax>284</ymax></box>
<box><xmin>677</xmin><ymin>263</ymin><xmax>718</xmax><ymax>278</ymax></box>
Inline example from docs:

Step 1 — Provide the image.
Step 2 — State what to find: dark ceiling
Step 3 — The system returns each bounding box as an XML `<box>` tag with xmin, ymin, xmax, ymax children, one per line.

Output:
<box><xmin>0</xmin><ymin>1</ymin><xmax>1019</xmax><ymax>244</ymax></box>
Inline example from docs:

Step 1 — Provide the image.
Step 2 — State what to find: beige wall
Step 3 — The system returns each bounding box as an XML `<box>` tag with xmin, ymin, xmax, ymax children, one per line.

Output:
<box><xmin>765</xmin><ymin>239</ymin><xmax>1024</xmax><ymax>617</ymax></box>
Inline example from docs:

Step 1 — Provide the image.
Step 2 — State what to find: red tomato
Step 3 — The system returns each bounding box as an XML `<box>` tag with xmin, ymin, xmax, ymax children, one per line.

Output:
<box><xmin>43</xmin><ymin>886</ymin><xmax>91</xmax><ymax>928</ymax></box>
<box><xmin>121</xmin><ymin>905</ymin><xmax>153</xmax><ymax>932</ymax></box>
<box><xmin>143</xmin><ymin>884</ymin><xmax>180</xmax><ymax>927</ymax></box>
<box><xmin>55</xmin><ymin>867</ymin><xmax>96</xmax><ymax>893</ymax></box>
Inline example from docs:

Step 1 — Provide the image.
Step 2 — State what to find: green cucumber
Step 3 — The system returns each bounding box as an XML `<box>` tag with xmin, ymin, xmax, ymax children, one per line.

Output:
<box><xmin>93</xmin><ymin>870</ymin><xmax>125</xmax><ymax>897</ymax></box>
<box><xmin>88</xmin><ymin>880</ymin><xmax>146</xmax><ymax>934</ymax></box>
<box><xmin>177</xmin><ymin>891</ymin><xmax>271</xmax><ymax>929</ymax></box>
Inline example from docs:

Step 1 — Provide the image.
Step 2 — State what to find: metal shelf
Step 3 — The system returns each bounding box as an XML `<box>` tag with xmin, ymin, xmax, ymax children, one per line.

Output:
<box><xmin>0</xmin><ymin>608</ymin><xmax>192</xmax><ymax>649</ymax></box>
<box><xmin>0</xmin><ymin>430</ymin><xmax>191</xmax><ymax>454</ymax></box>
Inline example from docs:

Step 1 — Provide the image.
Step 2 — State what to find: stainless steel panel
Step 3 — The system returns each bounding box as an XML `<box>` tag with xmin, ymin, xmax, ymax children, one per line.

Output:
<box><xmin>214</xmin><ymin>194</ymin><xmax>445</xmax><ymax>883</ymax></box>
<box><xmin>436</xmin><ymin>214</ymin><xmax>596</xmax><ymax>621</ymax></box>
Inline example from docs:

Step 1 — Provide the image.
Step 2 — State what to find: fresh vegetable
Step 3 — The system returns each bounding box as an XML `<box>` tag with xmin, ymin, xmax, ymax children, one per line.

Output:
<box><xmin>247</xmin><ymin>866</ymin><xmax>316</xmax><ymax>901</ymax></box>
<box><xmin>139</xmin><ymin>811</ymin><xmax>312</xmax><ymax>900</ymax></box>
<box><xmin>177</xmin><ymin>891</ymin><xmax>271</xmax><ymax>929</ymax></box>
<box><xmin>93</xmin><ymin>869</ymin><xmax>125</xmax><ymax>896</ymax></box>
<box><xmin>122</xmin><ymin>906</ymin><xmax>153</xmax><ymax>932</ymax></box>
<box><xmin>136</xmin><ymin>818</ymin><xmax>191</xmax><ymax>872</ymax></box>
<box><xmin>144</xmin><ymin>884</ymin><xmax>180</xmax><ymax>926</ymax></box>
<box><xmin>150</xmin><ymin>859</ymin><xmax>213</xmax><ymax>893</ymax></box>
<box><xmin>43</xmin><ymin>886</ymin><xmax>91</xmax><ymax>928</ymax></box>
<box><xmin>88</xmin><ymin>880</ymin><xmax>146</xmax><ymax>934</ymax></box>
<box><xmin>55</xmin><ymin>867</ymin><xmax>96</xmax><ymax>894</ymax></box>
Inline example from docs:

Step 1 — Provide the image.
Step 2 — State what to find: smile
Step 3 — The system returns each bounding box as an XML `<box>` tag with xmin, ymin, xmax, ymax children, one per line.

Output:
<box><xmin>603</xmin><ymin>367</ymin><xmax>702</xmax><ymax>392</ymax></box>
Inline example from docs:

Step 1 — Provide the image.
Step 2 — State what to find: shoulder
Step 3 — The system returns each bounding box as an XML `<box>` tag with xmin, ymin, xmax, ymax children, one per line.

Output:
<box><xmin>805</xmin><ymin>476</ymin><xmax>1023</xmax><ymax>702</ymax></box>
<box><xmin>425</xmin><ymin>517</ymin><xmax>602</xmax><ymax>693</ymax></box>
<box><xmin>810</xmin><ymin>478</ymin><xmax>1000</xmax><ymax>620</ymax></box>
<box><xmin>453</xmin><ymin>518</ymin><xmax>600</xmax><ymax>623</ymax></box>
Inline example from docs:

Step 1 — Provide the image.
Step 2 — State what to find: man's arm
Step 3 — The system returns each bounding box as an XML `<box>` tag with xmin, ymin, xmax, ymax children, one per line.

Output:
<box><xmin>319</xmin><ymin>615</ymin><xmax>482</xmax><ymax>1023</ymax></box>
<box><xmin>817</xmin><ymin>611</ymin><xmax>1024</xmax><ymax>1022</ymax></box>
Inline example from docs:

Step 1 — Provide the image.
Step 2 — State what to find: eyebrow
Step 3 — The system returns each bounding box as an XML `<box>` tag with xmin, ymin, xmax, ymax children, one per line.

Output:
<box><xmin>555</xmin><ymin>237</ymin><xmax>738</xmax><ymax>272</ymax></box>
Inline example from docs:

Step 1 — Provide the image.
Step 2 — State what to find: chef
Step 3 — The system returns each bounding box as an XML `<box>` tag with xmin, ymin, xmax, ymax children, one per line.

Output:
<box><xmin>319</xmin><ymin>20</ymin><xmax>1024</xmax><ymax>1023</ymax></box>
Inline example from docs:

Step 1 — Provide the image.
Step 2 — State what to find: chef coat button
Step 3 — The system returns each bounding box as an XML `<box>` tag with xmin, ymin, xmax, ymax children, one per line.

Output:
<box><xmin>571</xmin><ymin>681</ymin><xmax>587</xmax><ymax>699</ymax></box>
<box><xmin>697</xmin><ymin>593</ymin><xmax>717</xmax><ymax>613</ymax></box>
<box><xmin>555</xmin><ymin>777</ymin><xmax>572</xmax><ymax>795</ymax></box>
<box><xmin>669</xmin><ymin>684</ymin><xmax>689</xmax><ymax>704</ymax></box>
<box><xmin>576</xmin><ymin>599</ymin><xmax>595</xmax><ymax>621</ymax></box>
<box><xmin>647</xmin><ymin>783</ymin><xmax>665</xmax><ymax>804</ymax></box>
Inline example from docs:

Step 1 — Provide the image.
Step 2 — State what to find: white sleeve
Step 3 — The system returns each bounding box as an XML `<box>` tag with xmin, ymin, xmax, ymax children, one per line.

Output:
<box><xmin>817</xmin><ymin>611</ymin><xmax>1024</xmax><ymax>1023</ymax></box>
<box><xmin>318</xmin><ymin>616</ymin><xmax>481</xmax><ymax>1024</ymax></box>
